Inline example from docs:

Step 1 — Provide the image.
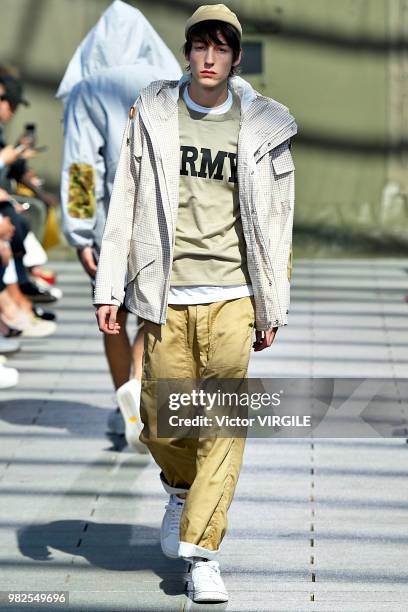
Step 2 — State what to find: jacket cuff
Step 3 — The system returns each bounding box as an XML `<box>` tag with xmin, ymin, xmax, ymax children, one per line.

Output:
<box><xmin>93</xmin><ymin>239</ymin><xmax>126</xmax><ymax>306</ymax></box>
<box><xmin>93</xmin><ymin>288</ymin><xmax>123</xmax><ymax>307</ymax></box>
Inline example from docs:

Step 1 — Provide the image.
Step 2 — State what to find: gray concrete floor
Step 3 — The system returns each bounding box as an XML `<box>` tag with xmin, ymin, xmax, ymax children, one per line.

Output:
<box><xmin>0</xmin><ymin>259</ymin><xmax>408</xmax><ymax>612</ymax></box>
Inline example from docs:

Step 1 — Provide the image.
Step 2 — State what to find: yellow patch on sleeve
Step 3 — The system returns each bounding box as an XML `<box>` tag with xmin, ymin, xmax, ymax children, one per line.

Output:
<box><xmin>68</xmin><ymin>163</ymin><xmax>96</xmax><ymax>219</ymax></box>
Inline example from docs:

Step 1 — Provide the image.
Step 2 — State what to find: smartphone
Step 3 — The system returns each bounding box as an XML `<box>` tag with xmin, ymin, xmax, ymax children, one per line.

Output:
<box><xmin>23</xmin><ymin>123</ymin><xmax>37</xmax><ymax>147</ymax></box>
<box><xmin>32</xmin><ymin>145</ymin><xmax>48</xmax><ymax>153</ymax></box>
<box><xmin>24</xmin><ymin>123</ymin><xmax>36</xmax><ymax>135</ymax></box>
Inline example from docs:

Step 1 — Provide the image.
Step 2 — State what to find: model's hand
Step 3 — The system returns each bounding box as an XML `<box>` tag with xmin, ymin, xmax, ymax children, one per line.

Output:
<box><xmin>77</xmin><ymin>246</ymin><xmax>97</xmax><ymax>278</ymax></box>
<box><xmin>0</xmin><ymin>145</ymin><xmax>21</xmax><ymax>166</ymax></box>
<box><xmin>96</xmin><ymin>305</ymin><xmax>121</xmax><ymax>335</ymax></box>
<box><xmin>253</xmin><ymin>327</ymin><xmax>278</xmax><ymax>351</ymax></box>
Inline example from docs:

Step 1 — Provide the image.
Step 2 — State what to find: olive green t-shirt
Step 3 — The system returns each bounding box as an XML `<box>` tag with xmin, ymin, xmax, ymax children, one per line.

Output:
<box><xmin>170</xmin><ymin>90</ymin><xmax>250</xmax><ymax>287</ymax></box>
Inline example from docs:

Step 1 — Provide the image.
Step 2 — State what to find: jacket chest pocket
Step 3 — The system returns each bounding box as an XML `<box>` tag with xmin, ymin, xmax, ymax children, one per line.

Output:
<box><xmin>270</xmin><ymin>144</ymin><xmax>295</xmax><ymax>213</ymax></box>
<box><xmin>253</xmin><ymin>141</ymin><xmax>295</xmax><ymax>218</ymax></box>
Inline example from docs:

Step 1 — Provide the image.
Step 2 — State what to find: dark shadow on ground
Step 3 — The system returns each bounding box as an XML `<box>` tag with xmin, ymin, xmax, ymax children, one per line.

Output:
<box><xmin>0</xmin><ymin>399</ymin><xmax>128</xmax><ymax>451</ymax></box>
<box><xmin>17</xmin><ymin>521</ymin><xmax>186</xmax><ymax>596</ymax></box>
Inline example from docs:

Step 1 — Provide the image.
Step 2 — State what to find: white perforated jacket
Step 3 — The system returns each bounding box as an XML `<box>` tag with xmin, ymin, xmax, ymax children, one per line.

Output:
<box><xmin>94</xmin><ymin>74</ymin><xmax>297</xmax><ymax>330</ymax></box>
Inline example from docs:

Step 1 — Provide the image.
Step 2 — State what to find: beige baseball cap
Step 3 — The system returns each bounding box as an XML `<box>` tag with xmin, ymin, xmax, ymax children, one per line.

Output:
<box><xmin>185</xmin><ymin>4</ymin><xmax>242</xmax><ymax>38</ymax></box>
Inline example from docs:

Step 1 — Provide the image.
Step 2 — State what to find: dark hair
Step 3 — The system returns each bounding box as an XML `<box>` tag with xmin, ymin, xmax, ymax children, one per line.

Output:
<box><xmin>183</xmin><ymin>20</ymin><xmax>242</xmax><ymax>77</ymax></box>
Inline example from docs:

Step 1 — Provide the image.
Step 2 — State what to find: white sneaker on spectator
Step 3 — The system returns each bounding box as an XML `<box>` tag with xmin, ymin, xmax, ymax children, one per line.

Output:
<box><xmin>48</xmin><ymin>287</ymin><xmax>63</xmax><ymax>300</ymax></box>
<box><xmin>3</xmin><ymin>312</ymin><xmax>56</xmax><ymax>338</ymax></box>
<box><xmin>161</xmin><ymin>494</ymin><xmax>185</xmax><ymax>559</ymax></box>
<box><xmin>107</xmin><ymin>408</ymin><xmax>125</xmax><ymax>435</ymax></box>
<box><xmin>0</xmin><ymin>363</ymin><xmax>19</xmax><ymax>389</ymax></box>
<box><xmin>22</xmin><ymin>317</ymin><xmax>57</xmax><ymax>338</ymax></box>
<box><xmin>116</xmin><ymin>379</ymin><xmax>148</xmax><ymax>453</ymax></box>
<box><xmin>187</xmin><ymin>559</ymin><xmax>228</xmax><ymax>603</ymax></box>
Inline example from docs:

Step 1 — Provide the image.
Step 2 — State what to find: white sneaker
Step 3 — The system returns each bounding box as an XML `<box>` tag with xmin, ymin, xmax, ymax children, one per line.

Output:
<box><xmin>22</xmin><ymin>317</ymin><xmax>57</xmax><ymax>338</ymax></box>
<box><xmin>3</xmin><ymin>312</ymin><xmax>56</xmax><ymax>338</ymax></box>
<box><xmin>0</xmin><ymin>363</ymin><xmax>19</xmax><ymax>389</ymax></box>
<box><xmin>107</xmin><ymin>408</ymin><xmax>125</xmax><ymax>435</ymax></box>
<box><xmin>188</xmin><ymin>559</ymin><xmax>228</xmax><ymax>603</ymax></box>
<box><xmin>49</xmin><ymin>287</ymin><xmax>63</xmax><ymax>300</ymax></box>
<box><xmin>116</xmin><ymin>379</ymin><xmax>148</xmax><ymax>453</ymax></box>
<box><xmin>160</xmin><ymin>494</ymin><xmax>185</xmax><ymax>559</ymax></box>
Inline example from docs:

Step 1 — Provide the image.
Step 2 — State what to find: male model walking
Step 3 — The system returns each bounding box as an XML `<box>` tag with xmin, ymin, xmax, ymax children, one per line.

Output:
<box><xmin>58</xmin><ymin>0</ymin><xmax>181</xmax><ymax>449</ymax></box>
<box><xmin>95</xmin><ymin>4</ymin><xmax>296</xmax><ymax>602</ymax></box>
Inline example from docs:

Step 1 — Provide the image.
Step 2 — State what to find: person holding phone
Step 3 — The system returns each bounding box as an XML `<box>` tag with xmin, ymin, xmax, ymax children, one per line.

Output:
<box><xmin>0</xmin><ymin>74</ymin><xmax>61</xmax><ymax>309</ymax></box>
<box><xmin>0</xmin><ymin>75</ymin><xmax>31</xmax><ymax>175</ymax></box>
<box><xmin>0</xmin><ymin>75</ymin><xmax>30</xmax><ymax>184</ymax></box>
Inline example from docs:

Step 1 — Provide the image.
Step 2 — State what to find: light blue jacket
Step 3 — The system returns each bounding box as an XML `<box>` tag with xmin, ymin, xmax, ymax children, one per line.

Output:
<box><xmin>57</xmin><ymin>0</ymin><xmax>182</xmax><ymax>250</ymax></box>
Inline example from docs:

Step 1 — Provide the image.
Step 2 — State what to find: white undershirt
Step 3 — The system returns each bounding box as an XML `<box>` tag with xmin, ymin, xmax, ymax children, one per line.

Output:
<box><xmin>168</xmin><ymin>87</ymin><xmax>253</xmax><ymax>306</ymax></box>
<box><xmin>183</xmin><ymin>86</ymin><xmax>233</xmax><ymax>114</ymax></box>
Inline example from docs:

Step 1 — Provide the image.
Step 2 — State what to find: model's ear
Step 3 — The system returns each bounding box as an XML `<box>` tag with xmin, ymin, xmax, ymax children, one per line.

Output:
<box><xmin>233</xmin><ymin>48</ymin><xmax>242</xmax><ymax>67</ymax></box>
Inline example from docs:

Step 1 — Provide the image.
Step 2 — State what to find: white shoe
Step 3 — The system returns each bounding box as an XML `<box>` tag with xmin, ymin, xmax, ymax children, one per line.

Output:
<box><xmin>160</xmin><ymin>494</ymin><xmax>185</xmax><ymax>559</ymax></box>
<box><xmin>48</xmin><ymin>287</ymin><xmax>63</xmax><ymax>300</ymax></box>
<box><xmin>188</xmin><ymin>559</ymin><xmax>228</xmax><ymax>603</ymax></box>
<box><xmin>116</xmin><ymin>379</ymin><xmax>148</xmax><ymax>453</ymax></box>
<box><xmin>2</xmin><ymin>312</ymin><xmax>56</xmax><ymax>338</ymax></box>
<box><xmin>107</xmin><ymin>408</ymin><xmax>125</xmax><ymax>435</ymax></box>
<box><xmin>21</xmin><ymin>317</ymin><xmax>57</xmax><ymax>338</ymax></box>
<box><xmin>0</xmin><ymin>363</ymin><xmax>19</xmax><ymax>389</ymax></box>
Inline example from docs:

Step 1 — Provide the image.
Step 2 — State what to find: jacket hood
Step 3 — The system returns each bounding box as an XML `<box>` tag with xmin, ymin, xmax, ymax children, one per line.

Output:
<box><xmin>56</xmin><ymin>0</ymin><xmax>181</xmax><ymax>101</ymax></box>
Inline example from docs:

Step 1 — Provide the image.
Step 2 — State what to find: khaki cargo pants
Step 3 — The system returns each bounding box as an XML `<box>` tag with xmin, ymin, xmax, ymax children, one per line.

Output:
<box><xmin>139</xmin><ymin>296</ymin><xmax>255</xmax><ymax>560</ymax></box>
